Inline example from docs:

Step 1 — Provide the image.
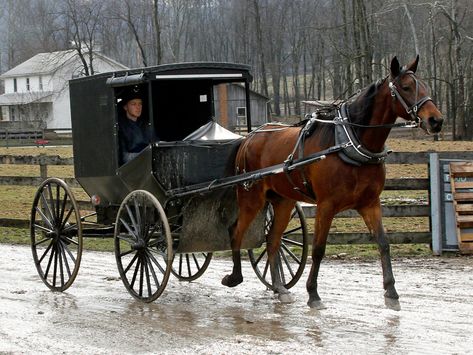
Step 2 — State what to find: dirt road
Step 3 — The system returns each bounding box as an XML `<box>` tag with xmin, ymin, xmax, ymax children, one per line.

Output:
<box><xmin>1</xmin><ymin>244</ymin><xmax>472</xmax><ymax>354</ymax></box>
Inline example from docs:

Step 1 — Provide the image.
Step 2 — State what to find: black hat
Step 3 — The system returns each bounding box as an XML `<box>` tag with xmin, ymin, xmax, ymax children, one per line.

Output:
<box><xmin>120</xmin><ymin>86</ymin><xmax>143</xmax><ymax>105</ymax></box>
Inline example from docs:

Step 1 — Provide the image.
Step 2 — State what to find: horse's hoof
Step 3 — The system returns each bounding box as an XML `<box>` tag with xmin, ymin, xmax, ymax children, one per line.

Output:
<box><xmin>384</xmin><ymin>297</ymin><xmax>401</xmax><ymax>311</ymax></box>
<box><xmin>278</xmin><ymin>292</ymin><xmax>294</xmax><ymax>304</ymax></box>
<box><xmin>307</xmin><ymin>300</ymin><xmax>326</xmax><ymax>310</ymax></box>
<box><xmin>221</xmin><ymin>274</ymin><xmax>243</xmax><ymax>287</ymax></box>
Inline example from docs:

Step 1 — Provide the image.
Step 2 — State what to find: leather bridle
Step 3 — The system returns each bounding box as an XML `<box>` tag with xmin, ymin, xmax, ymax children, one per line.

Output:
<box><xmin>388</xmin><ymin>70</ymin><xmax>433</xmax><ymax>126</ymax></box>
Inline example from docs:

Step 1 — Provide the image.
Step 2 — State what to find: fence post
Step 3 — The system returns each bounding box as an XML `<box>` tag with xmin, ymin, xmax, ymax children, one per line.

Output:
<box><xmin>39</xmin><ymin>153</ymin><xmax>47</xmax><ymax>180</ymax></box>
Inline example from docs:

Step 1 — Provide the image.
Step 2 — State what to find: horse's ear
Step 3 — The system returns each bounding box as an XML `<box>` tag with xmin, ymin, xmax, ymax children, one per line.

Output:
<box><xmin>407</xmin><ymin>55</ymin><xmax>420</xmax><ymax>73</ymax></box>
<box><xmin>390</xmin><ymin>57</ymin><xmax>401</xmax><ymax>78</ymax></box>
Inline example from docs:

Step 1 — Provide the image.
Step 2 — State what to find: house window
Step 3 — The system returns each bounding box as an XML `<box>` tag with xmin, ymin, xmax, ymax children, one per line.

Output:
<box><xmin>13</xmin><ymin>78</ymin><xmax>17</xmax><ymax>92</ymax></box>
<box><xmin>26</xmin><ymin>78</ymin><xmax>30</xmax><ymax>91</ymax></box>
<box><xmin>39</xmin><ymin>76</ymin><xmax>43</xmax><ymax>91</ymax></box>
<box><xmin>10</xmin><ymin>107</ymin><xmax>16</xmax><ymax>121</ymax></box>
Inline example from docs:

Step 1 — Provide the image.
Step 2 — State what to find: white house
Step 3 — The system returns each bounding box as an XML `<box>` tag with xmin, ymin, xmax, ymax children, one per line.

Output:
<box><xmin>0</xmin><ymin>50</ymin><xmax>128</xmax><ymax>129</ymax></box>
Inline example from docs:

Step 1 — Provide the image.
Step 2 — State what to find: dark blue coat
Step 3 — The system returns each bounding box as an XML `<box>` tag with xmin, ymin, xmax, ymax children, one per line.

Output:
<box><xmin>119</xmin><ymin>116</ymin><xmax>157</xmax><ymax>163</ymax></box>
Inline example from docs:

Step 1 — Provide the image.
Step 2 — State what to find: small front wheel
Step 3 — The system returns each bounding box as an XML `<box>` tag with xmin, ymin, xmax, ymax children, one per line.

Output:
<box><xmin>30</xmin><ymin>178</ymin><xmax>83</xmax><ymax>291</ymax></box>
<box><xmin>171</xmin><ymin>252</ymin><xmax>212</xmax><ymax>281</ymax></box>
<box><xmin>114</xmin><ymin>190</ymin><xmax>172</xmax><ymax>302</ymax></box>
<box><xmin>248</xmin><ymin>202</ymin><xmax>309</xmax><ymax>290</ymax></box>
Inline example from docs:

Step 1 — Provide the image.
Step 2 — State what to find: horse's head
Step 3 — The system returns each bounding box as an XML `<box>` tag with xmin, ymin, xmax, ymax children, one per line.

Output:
<box><xmin>389</xmin><ymin>56</ymin><xmax>443</xmax><ymax>134</ymax></box>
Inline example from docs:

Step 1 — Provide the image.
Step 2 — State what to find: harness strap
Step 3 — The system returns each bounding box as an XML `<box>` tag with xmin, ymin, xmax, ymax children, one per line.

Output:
<box><xmin>283</xmin><ymin>119</ymin><xmax>317</xmax><ymax>201</ymax></box>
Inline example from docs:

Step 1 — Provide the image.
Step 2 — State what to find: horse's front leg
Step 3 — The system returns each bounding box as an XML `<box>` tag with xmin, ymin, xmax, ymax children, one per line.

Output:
<box><xmin>359</xmin><ymin>201</ymin><xmax>401</xmax><ymax>311</ymax></box>
<box><xmin>306</xmin><ymin>203</ymin><xmax>335</xmax><ymax>309</ymax></box>
<box><xmin>222</xmin><ymin>188</ymin><xmax>265</xmax><ymax>288</ymax></box>
<box><xmin>266</xmin><ymin>199</ymin><xmax>296</xmax><ymax>303</ymax></box>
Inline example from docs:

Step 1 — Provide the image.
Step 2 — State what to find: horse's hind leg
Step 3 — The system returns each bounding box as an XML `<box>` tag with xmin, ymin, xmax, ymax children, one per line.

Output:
<box><xmin>306</xmin><ymin>203</ymin><xmax>335</xmax><ymax>309</ymax></box>
<box><xmin>359</xmin><ymin>201</ymin><xmax>400</xmax><ymax>311</ymax></box>
<box><xmin>222</xmin><ymin>188</ymin><xmax>266</xmax><ymax>288</ymax></box>
<box><xmin>266</xmin><ymin>199</ymin><xmax>296</xmax><ymax>303</ymax></box>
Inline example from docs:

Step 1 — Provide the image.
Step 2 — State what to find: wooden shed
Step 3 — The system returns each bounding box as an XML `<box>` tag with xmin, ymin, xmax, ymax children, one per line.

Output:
<box><xmin>213</xmin><ymin>83</ymin><xmax>269</xmax><ymax>132</ymax></box>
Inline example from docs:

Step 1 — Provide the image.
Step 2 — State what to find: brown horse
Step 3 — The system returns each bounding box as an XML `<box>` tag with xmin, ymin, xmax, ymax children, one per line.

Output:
<box><xmin>222</xmin><ymin>56</ymin><xmax>443</xmax><ymax>310</ymax></box>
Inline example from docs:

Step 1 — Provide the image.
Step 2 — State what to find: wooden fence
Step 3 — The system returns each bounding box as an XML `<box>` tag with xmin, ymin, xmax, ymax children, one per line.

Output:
<box><xmin>1</xmin><ymin>151</ymin><xmax>473</xmax><ymax>244</ymax></box>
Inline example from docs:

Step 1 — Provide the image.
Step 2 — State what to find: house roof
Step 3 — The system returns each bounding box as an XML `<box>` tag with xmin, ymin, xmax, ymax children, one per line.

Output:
<box><xmin>0</xmin><ymin>91</ymin><xmax>53</xmax><ymax>105</ymax></box>
<box><xmin>0</xmin><ymin>50</ymin><xmax>128</xmax><ymax>78</ymax></box>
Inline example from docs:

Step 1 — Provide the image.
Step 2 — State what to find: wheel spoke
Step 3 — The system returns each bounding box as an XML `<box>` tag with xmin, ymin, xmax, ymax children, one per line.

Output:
<box><xmin>61</xmin><ymin>240</ymin><xmax>77</xmax><ymax>264</ymax></box>
<box><xmin>59</xmin><ymin>208</ymin><xmax>75</xmax><ymax>232</ymax></box>
<box><xmin>192</xmin><ymin>253</ymin><xmax>201</xmax><ymax>270</ymax></box>
<box><xmin>279</xmin><ymin>248</ymin><xmax>295</xmax><ymax>278</ymax></box>
<box><xmin>178</xmin><ymin>254</ymin><xmax>183</xmax><ymax>275</ymax></box>
<box><xmin>33</xmin><ymin>223</ymin><xmax>53</xmax><ymax>234</ymax></box>
<box><xmin>186</xmin><ymin>254</ymin><xmax>191</xmax><ymax>277</ymax></box>
<box><xmin>262</xmin><ymin>257</ymin><xmax>270</xmax><ymax>280</ymax></box>
<box><xmin>133</xmin><ymin>198</ymin><xmax>142</xmax><ymax>238</ymax></box>
<box><xmin>52</xmin><ymin>244</ymin><xmax>59</xmax><ymax>287</ymax></box>
<box><xmin>117</xmin><ymin>232</ymin><xmax>137</xmax><ymax>245</ymax></box>
<box><xmin>120</xmin><ymin>248</ymin><xmax>135</xmax><ymax>258</ymax></box>
<box><xmin>120</xmin><ymin>218</ymin><xmax>138</xmax><ymax>240</ymax></box>
<box><xmin>281</xmin><ymin>242</ymin><xmax>301</xmax><ymax>264</ymax></box>
<box><xmin>277</xmin><ymin>251</ymin><xmax>288</xmax><ymax>284</ymax></box>
<box><xmin>129</xmin><ymin>256</ymin><xmax>141</xmax><ymax>289</ymax></box>
<box><xmin>35</xmin><ymin>206</ymin><xmax>54</xmax><ymax>230</ymax></box>
<box><xmin>55</xmin><ymin>184</ymin><xmax>61</xmax><ymax>221</ymax></box>
<box><xmin>47</xmin><ymin>183</ymin><xmax>56</xmax><ymax>222</ymax></box>
<box><xmin>146</xmin><ymin>253</ymin><xmax>161</xmax><ymax>290</ymax></box>
<box><xmin>254</xmin><ymin>248</ymin><xmax>267</xmax><ymax>266</ymax></box>
<box><xmin>57</xmin><ymin>242</ymin><xmax>65</xmax><ymax>287</ymax></box>
<box><xmin>125</xmin><ymin>205</ymin><xmax>139</xmax><ymax>237</ymax></box>
<box><xmin>58</xmin><ymin>191</ymin><xmax>68</xmax><ymax>226</ymax></box>
<box><xmin>139</xmin><ymin>255</ymin><xmax>145</xmax><ymax>297</ymax></box>
<box><xmin>147</xmin><ymin>249</ymin><xmax>167</xmax><ymax>274</ymax></box>
<box><xmin>123</xmin><ymin>252</ymin><xmax>139</xmax><ymax>274</ymax></box>
<box><xmin>40</xmin><ymin>190</ymin><xmax>54</xmax><ymax>224</ymax></box>
<box><xmin>38</xmin><ymin>240</ymin><xmax>54</xmax><ymax>264</ymax></box>
<box><xmin>143</xmin><ymin>256</ymin><xmax>153</xmax><ymax>298</ymax></box>
<box><xmin>34</xmin><ymin>235</ymin><xmax>52</xmax><ymax>247</ymax></box>
<box><xmin>281</xmin><ymin>237</ymin><xmax>303</xmax><ymax>248</ymax></box>
<box><xmin>58</xmin><ymin>240</ymin><xmax>72</xmax><ymax>279</ymax></box>
<box><xmin>283</xmin><ymin>226</ymin><xmax>302</xmax><ymax>236</ymax></box>
<box><xmin>61</xmin><ymin>235</ymin><xmax>79</xmax><ymax>247</ymax></box>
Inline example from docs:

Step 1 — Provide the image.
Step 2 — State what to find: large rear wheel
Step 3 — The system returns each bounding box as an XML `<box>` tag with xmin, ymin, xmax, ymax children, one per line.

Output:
<box><xmin>114</xmin><ymin>190</ymin><xmax>172</xmax><ymax>302</ymax></box>
<box><xmin>248</xmin><ymin>202</ymin><xmax>309</xmax><ymax>290</ymax></box>
<box><xmin>30</xmin><ymin>178</ymin><xmax>83</xmax><ymax>291</ymax></box>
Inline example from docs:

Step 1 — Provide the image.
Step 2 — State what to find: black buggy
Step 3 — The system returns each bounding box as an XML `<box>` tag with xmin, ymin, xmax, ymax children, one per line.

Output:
<box><xmin>30</xmin><ymin>62</ymin><xmax>309</xmax><ymax>302</ymax></box>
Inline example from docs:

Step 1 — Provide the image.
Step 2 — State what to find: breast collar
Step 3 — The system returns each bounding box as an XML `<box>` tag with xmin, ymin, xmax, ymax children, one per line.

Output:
<box><xmin>334</xmin><ymin>103</ymin><xmax>391</xmax><ymax>166</ymax></box>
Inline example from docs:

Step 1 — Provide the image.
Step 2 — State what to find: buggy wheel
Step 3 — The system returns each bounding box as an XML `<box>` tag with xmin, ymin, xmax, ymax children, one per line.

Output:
<box><xmin>114</xmin><ymin>190</ymin><xmax>172</xmax><ymax>302</ymax></box>
<box><xmin>171</xmin><ymin>252</ymin><xmax>212</xmax><ymax>281</ymax></box>
<box><xmin>248</xmin><ymin>202</ymin><xmax>309</xmax><ymax>290</ymax></box>
<box><xmin>30</xmin><ymin>178</ymin><xmax>83</xmax><ymax>291</ymax></box>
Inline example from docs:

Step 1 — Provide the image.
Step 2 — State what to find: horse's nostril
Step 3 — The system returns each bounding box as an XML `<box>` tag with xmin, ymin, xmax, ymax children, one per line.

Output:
<box><xmin>428</xmin><ymin>117</ymin><xmax>443</xmax><ymax>131</ymax></box>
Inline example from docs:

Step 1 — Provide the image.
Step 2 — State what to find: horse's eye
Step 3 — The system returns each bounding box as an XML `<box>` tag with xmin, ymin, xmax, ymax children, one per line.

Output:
<box><xmin>402</xmin><ymin>86</ymin><xmax>410</xmax><ymax>91</ymax></box>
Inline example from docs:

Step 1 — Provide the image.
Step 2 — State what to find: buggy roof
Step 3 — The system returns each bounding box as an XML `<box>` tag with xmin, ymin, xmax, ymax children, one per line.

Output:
<box><xmin>71</xmin><ymin>62</ymin><xmax>252</xmax><ymax>86</ymax></box>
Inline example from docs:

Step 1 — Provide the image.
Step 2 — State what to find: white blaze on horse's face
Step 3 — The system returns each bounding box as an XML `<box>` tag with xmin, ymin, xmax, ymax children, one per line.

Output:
<box><xmin>389</xmin><ymin>56</ymin><xmax>444</xmax><ymax>134</ymax></box>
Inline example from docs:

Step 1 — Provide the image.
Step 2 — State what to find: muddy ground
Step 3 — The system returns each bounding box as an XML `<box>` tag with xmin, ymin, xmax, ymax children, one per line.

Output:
<box><xmin>1</xmin><ymin>244</ymin><xmax>472</xmax><ymax>354</ymax></box>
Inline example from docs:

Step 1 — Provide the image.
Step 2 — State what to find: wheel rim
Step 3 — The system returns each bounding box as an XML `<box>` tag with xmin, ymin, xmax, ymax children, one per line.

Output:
<box><xmin>114</xmin><ymin>190</ymin><xmax>172</xmax><ymax>302</ymax></box>
<box><xmin>248</xmin><ymin>202</ymin><xmax>309</xmax><ymax>290</ymax></box>
<box><xmin>30</xmin><ymin>178</ymin><xmax>83</xmax><ymax>291</ymax></box>
<box><xmin>171</xmin><ymin>252</ymin><xmax>212</xmax><ymax>281</ymax></box>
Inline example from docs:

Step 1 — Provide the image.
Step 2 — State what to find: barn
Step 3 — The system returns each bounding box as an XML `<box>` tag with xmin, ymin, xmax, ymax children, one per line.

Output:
<box><xmin>213</xmin><ymin>83</ymin><xmax>269</xmax><ymax>132</ymax></box>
